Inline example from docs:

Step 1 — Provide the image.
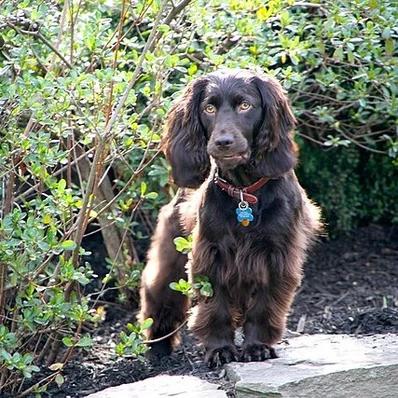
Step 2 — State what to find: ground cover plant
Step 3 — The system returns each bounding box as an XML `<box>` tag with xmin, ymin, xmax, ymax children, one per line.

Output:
<box><xmin>0</xmin><ymin>0</ymin><xmax>397</xmax><ymax>395</ymax></box>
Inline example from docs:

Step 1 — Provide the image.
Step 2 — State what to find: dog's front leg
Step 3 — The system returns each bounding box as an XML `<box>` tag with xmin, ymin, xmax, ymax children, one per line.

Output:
<box><xmin>242</xmin><ymin>271</ymin><xmax>301</xmax><ymax>361</ymax></box>
<box><xmin>189</xmin><ymin>233</ymin><xmax>238</xmax><ymax>368</ymax></box>
<box><xmin>241</xmin><ymin>285</ymin><xmax>280</xmax><ymax>362</ymax></box>
<box><xmin>190</xmin><ymin>287</ymin><xmax>238</xmax><ymax>368</ymax></box>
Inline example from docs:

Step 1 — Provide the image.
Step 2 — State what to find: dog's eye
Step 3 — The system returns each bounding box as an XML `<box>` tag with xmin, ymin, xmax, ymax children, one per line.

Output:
<box><xmin>239</xmin><ymin>101</ymin><xmax>252</xmax><ymax>112</ymax></box>
<box><xmin>204</xmin><ymin>104</ymin><xmax>216</xmax><ymax>114</ymax></box>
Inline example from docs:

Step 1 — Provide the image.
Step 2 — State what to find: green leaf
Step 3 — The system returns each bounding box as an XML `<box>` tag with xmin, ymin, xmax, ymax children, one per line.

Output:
<box><xmin>188</xmin><ymin>64</ymin><xmax>198</xmax><ymax>76</ymax></box>
<box><xmin>22</xmin><ymin>370</ymin><xmax>32</xmax><ymax>378</ymax></box>
<box><xmin>200</xmin><ymin>284</ymin><xmax>214</xmax><ymax>297</ymax></box>
<box><xmin>385</xmin><ymin>39</ymin><xmax>395</xmax><ymax>56</ymax></box>
<box><xmin>123</xmin><ymin>136</ymin><xmax>134</xmax><ymax>148</ymax></box>
<box><xmin>141</xmin><ymin>318</ymin><xmax>153</xmax><ymax>330</ymax></box>
<box><xmin>115</xmin><ymin>343</ymin><xmax>124</xmax><ymax>356</ymax></box>
<box><xmin>289</xmin><ymin>53</ymin><xmax>299</xmax><ymax>65</ymax></box>
<box><xmin>164</xmin><ymin>54</ymin><xmax>180</xmax><ymax>68</ymax></box>
<box><xmin>73</xmin><ymin>272</ymin><xmax>90</xmax><ymax>286</ymax></box>
<box><xmin>43</xmin><ymin>214</ymin><xmax>53</xmax><ymax>225</ymax></box>
<box><xmin>194</xmin><ymin>275</ymin><xmax>214</xmax><ymax>297</ymax></box>
<box><xmin>256</xmin><ymin>7</ymin><xmax>269</xmax><ymax>21</ymax></box>
<box><xmin>60</xmin><ymin>240</ymin><xmax>77</xmax><ymax>251</ymax></box>
<box><xmin>169</xmin><ymin>279</ymin><xmax>192</xmax><ymax>296</ymax></box>
<box><xmin>57</xmin><ymin>179</ymin><xmax>66</xmax><ymax>193</ymax></box>
<box><xmin>382</xmin><ymin>27</ymin><xmax>391</xmax><ymax>39</ymax></box>
<box><xmin>333</xmin><ymin>47</ymin><xmax>344</xmax><ymax>61</ymax></box>
<box><xmin>145</xmin><ymin>192</ymin><xmax>158</xmax><ymax>200</ymax></box>
<box><xmin>173</xmin><ymin>236</ymin><xmax>192</xmax><ymax>253</ymax></box>
<box><xmin>102</xmin><ymin>273</ymin><xmax>112</xmax><ymax>284</ymax></box>
<box><xmin>1</xmin><ymin>350</ymin><xmax>12</xmax><ymax>362</ymax></box>
<box><xmin>140</xmin><ymin>182</ymin><xmax>147</xmax><ymax>197</ymax></box>
<box><xmin>368</xmin><ymin>0</ymin><xmax>378</xmax><ymax>8</ymax></box>
<box><xmin>76</xmin><ymin>335</ymin><xmax>92</xmax><ymax>348</ymax></box>
<box><xmin>55</xmin><ymin>374</ymin><xmax>65</xmax><ymax>387</ymax></box>
<box><xmin>30</xmin><ymin>365</ymin><xmax>40</xmax><ymax>373</ymax></box>
<box><xmin>157</xmin><ymin>24</ymin><xmax>170</xmax><ymax>33</ymax></box>
<box><xmin>279</xmin><ymin>10</ymin><xmax>291</xmax><ymax>28</ymax></box>
<box><xmin>62</xmin><ymin>337</ymin><xmax>74</xmax><ymax>347</ymax></box>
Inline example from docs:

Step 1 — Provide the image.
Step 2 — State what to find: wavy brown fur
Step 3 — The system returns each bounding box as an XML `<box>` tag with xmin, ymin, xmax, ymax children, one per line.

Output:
<box><xmin>139</xmin><ymin>69</ymin><xmax>321</xmax><ymax>367</ymax></box>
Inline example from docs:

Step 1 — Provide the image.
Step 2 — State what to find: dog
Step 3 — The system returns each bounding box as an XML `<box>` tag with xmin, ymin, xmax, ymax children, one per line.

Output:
<box><xmin>139</xmin><ymin>69</ymin><xmax>321</xmax><ymax>367</ymax></box>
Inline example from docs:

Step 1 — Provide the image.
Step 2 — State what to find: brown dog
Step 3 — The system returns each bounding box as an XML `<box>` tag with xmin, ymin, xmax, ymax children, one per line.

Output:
<box><xmin>139</xmin><ymin>69</ymin><xmax>321</xmax><ymax>367</ymax></box>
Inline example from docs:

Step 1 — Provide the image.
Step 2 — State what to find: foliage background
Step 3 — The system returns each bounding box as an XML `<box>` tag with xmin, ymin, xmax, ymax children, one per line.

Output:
<box><xmin>0</xmin><ymin>0</ymin><xmax>397</xmax><ymax>395</ymax></box>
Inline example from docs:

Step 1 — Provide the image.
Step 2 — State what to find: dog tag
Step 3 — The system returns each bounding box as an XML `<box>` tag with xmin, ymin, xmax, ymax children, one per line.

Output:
<box><xmin>236</xmin><ymin>200</ymin><xmax>254</xmax><ymax>227</ymax></box>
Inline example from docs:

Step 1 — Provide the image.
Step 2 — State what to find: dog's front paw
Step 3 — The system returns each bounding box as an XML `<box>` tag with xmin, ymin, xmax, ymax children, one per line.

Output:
<box><xmin>241</xmin><ymin>343</ymin><xmax>277</xmax><ymax>362</ymax></box>
<box><xmin>205</xmin><ymin>344</ymin><xmax>239</xmax><ymax>368</ymax></box>
<box><xmin>146</xmin><ymin>340</ymin><xmax>173</xmax><ymax>360</ymax></box>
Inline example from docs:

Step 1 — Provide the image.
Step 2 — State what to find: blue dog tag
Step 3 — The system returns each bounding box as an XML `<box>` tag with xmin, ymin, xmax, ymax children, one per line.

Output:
<box><xmin>236</xmin><ymin>201</ymin><xmax>254</xmax><ymax>227</ymax></box>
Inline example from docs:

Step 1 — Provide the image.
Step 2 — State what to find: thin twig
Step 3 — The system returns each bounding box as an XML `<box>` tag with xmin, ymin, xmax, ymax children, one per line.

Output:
<box><xmin>6</xmin><ymin>21</ymin><xmax>72</xmax><ymax>68</ymax></box>
<box><xmin>143</xmin><ymin>320</ymin><xmax>188</xmax><ymax>344</ymax></box>
<box><xmin>15</xmin><ymin>147</ymin><xmax>95</xmax><ymax>202</ymax></box>
<box><xmin>16</xmin><ymin>372</ymin><xmax>61</xmax><ymax>398</ymax></box>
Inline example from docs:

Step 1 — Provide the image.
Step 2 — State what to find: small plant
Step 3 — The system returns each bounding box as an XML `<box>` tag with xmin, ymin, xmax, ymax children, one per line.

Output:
<box><xmin>115</xmin><ymin>318</ymin><xmax>153</xmax><ymax>358</ymax></box>
<box><xmin>169</xmin><ymin>278</ymin><xmax>193</xmax><ymax>297</ymax></box>
<box><xmin>193</xmin><ymin>276</ymin><xmax>214</xmax><ymax>298</ymax></box>
<box><xmin>173</xmin><ymin>236</ymin><xmax>193</xmax><ymax>254</ymax></box>
<box><xmin>170</xmin><ymin>276</ymin><xmax>213</xmax><ymax>298</ymax></box>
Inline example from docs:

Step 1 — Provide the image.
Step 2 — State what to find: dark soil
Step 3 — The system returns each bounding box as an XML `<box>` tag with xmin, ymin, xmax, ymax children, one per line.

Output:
<box><xmin>47</xmin><ymin>225</ymin><xmax>398</xmax><ymax>397</ymax></box>
<box><xmin>289</xmin><ymin>224</ymin><xmax>398</xmax><ymax>335</ymax></box>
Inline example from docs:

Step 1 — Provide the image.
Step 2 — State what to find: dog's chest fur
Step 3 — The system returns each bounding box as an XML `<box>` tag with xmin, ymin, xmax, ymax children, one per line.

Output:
<box><xmin>179</xmin><ymin>173</ymin><xmax>304</xmax><ymax>299</ymax></box>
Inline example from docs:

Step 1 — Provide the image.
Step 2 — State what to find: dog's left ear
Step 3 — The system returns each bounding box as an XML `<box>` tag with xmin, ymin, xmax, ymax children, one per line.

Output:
<box><xmin>251</xmin><ymin>75</ymin><xmax>298</xmax><ymax>177</ymax></box>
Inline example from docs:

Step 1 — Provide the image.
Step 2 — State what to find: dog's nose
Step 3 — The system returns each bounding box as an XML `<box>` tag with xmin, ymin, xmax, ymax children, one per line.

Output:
<box><xmin>215</xmin><ymin>136</ymin><xmax>234</xmax><ymax>148</ymax></box>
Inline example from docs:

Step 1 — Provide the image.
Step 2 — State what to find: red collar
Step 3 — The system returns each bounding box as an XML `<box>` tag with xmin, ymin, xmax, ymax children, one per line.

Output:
<box><xmin>213</xmin><ymin>171</ymin><xmax>271</xmax><ymax>204</ymax></box>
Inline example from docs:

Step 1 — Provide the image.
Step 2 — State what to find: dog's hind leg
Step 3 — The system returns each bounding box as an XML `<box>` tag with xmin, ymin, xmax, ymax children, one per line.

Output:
<box><xmin>138</xmin><ymin>198</ymin><xmax>189</xmax><ymax>358</ymax></box>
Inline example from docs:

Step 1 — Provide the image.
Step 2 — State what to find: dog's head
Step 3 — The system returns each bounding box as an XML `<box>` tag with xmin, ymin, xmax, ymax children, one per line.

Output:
<box><xmin>162</xmin><ymin>69</ymin><xmax>297</xmax><ymax>188</ymax></box>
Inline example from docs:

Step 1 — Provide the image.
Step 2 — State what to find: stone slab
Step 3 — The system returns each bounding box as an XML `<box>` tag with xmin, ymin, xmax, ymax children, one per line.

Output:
<box><xmin>85</xmin><ymin>374</ymin><xmax>227</xmax><ymax>398</ymax></box>
<box><xmin>225</xmin><ymin>334</ymin><xmax>398</xmax><ymax>398</ymax></box>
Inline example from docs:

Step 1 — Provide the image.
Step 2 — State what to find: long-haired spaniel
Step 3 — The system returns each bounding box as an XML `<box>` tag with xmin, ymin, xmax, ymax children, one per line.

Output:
<box><xmin>139</xmin><ymin>69</ymin><xmax>321</xmax><ymax>367</ymax></box>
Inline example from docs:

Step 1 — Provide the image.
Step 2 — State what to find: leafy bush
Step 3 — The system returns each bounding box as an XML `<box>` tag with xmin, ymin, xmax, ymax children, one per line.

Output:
<box><xmin>297</xmin><ymin>144</ymin><xmax>363</xmax><ymax>234</ymax></box>
<box><xmin>0</xmin><ymin>0</ymin><xmax>397</xmax><ymax>394</ymax></box>
<box><xmin>0</xmin><ymin>0</ymin><xmax>193</xmax><ymax>393</ymax></box>
<box><xmin>298</xmin><ymin>143</ymin><xmax>398</xmax><ymax>235</ymax></box>
<box><xmin>187</xmin><ymin>0</ymin><xmax>398</xmax><ymax>233</ymax></box>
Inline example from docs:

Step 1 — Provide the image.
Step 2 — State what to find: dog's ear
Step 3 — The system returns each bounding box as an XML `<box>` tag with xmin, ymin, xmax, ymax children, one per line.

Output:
<box><xmin>251</xmin><ymin>74</ymin><xmax>298</xmax><ymax>177</ymax></box>
<box><xmin>162</xmin><ymin>77</ymin><xmax>210</xmax><ymax>188</ymax></box>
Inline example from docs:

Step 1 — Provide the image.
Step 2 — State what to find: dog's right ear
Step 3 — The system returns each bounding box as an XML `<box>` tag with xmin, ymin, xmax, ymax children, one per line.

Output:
<box><xmin>162</xmin><ymin>77</ymin><xmax>210</xmax><ymax>188</ymax></box>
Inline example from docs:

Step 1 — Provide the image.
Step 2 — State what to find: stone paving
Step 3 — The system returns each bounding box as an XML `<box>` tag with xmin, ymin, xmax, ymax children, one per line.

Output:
<box><xmin>226</xmin><ymin>334</ymin><xmax>398</xmax><ymax>398</ymax></box>
<box><xmin>85</xmin><ymin>374</ymin><xmax>227</xmax><ymax>398</ymax></box>
<box><xmin>86</xmin><ymin>334</ymin><xmax>398</xmax><ymax>398</ymax></box>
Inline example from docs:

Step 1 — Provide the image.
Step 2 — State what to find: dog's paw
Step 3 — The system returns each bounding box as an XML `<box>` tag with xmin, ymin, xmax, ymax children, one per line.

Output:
<box><xmin>205</xmin><ymin>345</ymin><xmax>239</xmax><ymax>368</ymax></box>
<box><xmin>241</xmin><ymin>343</ymin><xmax>277</xmax><ymax>362</ymax></box>
<box><xmin>145</xmin><ymin>340</ymin><xmax>173</xmax><ymax>361</ymax></box>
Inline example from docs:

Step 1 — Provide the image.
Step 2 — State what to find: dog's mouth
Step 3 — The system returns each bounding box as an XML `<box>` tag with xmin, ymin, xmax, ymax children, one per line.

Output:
<box><xmin>220</xmin><ymin>152</ymin><xmax>249</xmax><ymax>161</ymax></box>
<box><xmin>212</xmin><ymin>151</ymin><xmax>251</xmax><ymax>168</ymax></box>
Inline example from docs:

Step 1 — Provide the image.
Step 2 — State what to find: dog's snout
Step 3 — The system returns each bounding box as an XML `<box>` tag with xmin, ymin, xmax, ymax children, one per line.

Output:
<box><xmin>215</xmin><ymin>135</ymin><xmax>234</xmax><ymax>148</ymax></box>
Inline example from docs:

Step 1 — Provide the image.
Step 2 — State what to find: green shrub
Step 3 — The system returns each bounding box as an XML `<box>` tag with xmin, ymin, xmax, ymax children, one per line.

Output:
<box><xmin>297</xmin><ymin>144</ymin><xmax>362</xmax><ymax>234</ymax></box>
<box><xmin>297</xmin><ymin>143</ymin><xmax>398</xmax><ymax>235</ymax></box>
<box><xmin>0</xmin><ymin>0</ymin><xmax>192</xmax><ymax>393</ymax></box>
<box><xmin>362</xmin><ymin>152</ymin><xmax>398</xmax><ymax>225</ymax></box>
<box><xmin>193</xmin><ymin>0</ymin><xmax>398</xmax><ymax>236</ymax></box>
<box><xmin>188</xmin><ymin>0</ymin><xmax>398</xmax><ymax>234</ymax></box>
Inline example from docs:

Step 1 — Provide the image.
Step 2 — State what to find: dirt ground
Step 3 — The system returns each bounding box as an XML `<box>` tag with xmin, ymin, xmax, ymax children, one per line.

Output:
<box><xmin>43</xmin><ymin>225</ymin><xmax>398</xmax><ymax>397</ymax></box>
